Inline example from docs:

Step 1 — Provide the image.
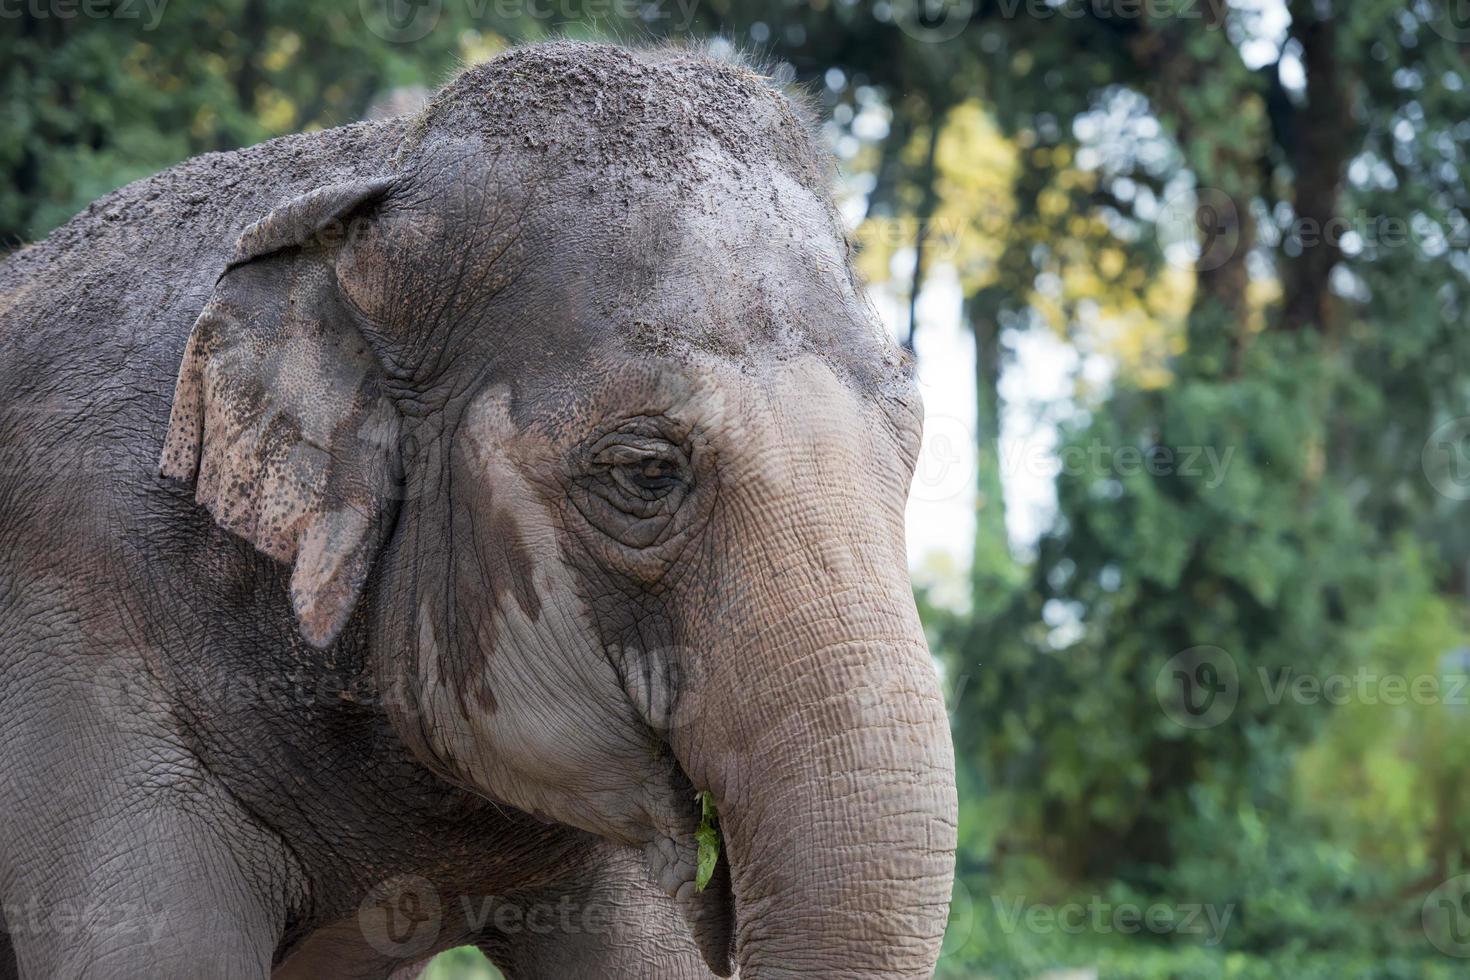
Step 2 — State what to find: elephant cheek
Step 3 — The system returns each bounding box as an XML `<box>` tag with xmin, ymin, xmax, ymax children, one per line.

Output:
<box><xmin>383</xmin><ymin>541</ymin><xmax>692</xmax><ymax>855</ymax></box>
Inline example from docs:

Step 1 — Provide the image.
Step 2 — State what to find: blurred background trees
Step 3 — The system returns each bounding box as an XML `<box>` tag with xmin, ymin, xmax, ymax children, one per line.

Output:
<box><xmin>5</xmin><ymin>1</ymin><xmax>1468</xmax><ymax>975</ymax></box>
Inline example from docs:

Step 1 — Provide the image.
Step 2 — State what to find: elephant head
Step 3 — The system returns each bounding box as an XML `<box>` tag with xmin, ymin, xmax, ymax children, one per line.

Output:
<box><xmin>160</xmin><ymin>42</ymin><xmax>957</xmax><ymax>979</ymax></box>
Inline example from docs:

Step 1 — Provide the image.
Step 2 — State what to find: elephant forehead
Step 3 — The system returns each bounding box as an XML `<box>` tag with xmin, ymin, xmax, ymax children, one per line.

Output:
<box><xmin>581</xmin><ymin>167</ymin><xmax>896</xmax><ymax>385</ymax></box>
<box><xmin>673</xmin><ymin>165</ymin><xmax>851</xmax><ymax>286</ymax></box>
<box><xmin>493</xmin><ymin>353</ymin><xmax>899</xmax><ymax>469</ymax></box>
<box><xmin>728</xmin><ymin>358</ymin><xmax>882</xmax><ymax>457</ymax></box>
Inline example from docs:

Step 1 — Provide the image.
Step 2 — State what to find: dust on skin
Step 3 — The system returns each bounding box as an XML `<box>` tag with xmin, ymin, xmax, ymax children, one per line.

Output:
<box><xmin>400</xmin><ymin>42</ymin><xmax>832</xmax><ymax>205</ymax></box>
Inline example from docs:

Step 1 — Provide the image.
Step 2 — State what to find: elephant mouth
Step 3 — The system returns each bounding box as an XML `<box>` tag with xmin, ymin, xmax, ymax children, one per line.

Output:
<box><xmin>683</xmin><ymin>839</ymin><xmax>736</xmax><ymax>976</ymax></box>
<box><xmin>644</xmin><ymin>790</ymin><xmax>736</xmax><ymax>975</ymax></box>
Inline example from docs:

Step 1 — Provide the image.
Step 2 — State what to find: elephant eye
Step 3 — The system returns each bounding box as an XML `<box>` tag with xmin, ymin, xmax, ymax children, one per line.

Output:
<box><xmin>570</xmin><ymin>428</ymin><xmax>697</xmax><ymax>554</ymax></box>
<box><xmin>593</xmin><ymin>441</ymin><xmax>688</xmax><ymax>502</ymax></box>
<box><xmin>632</xmin><ymin>456</ymin><xmax>679</xmax><ymax>490</ymax></box>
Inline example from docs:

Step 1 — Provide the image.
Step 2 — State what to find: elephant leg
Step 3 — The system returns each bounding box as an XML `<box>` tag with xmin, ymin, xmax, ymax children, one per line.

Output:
<box><xmin>2</xmin><ymin>798</ymin><xmax>288</xmax><ymax>980</ymax></box>
<box><xmin>478</xmin><ymin>842</ymin><xmax>714</xmax><ymax>980</ymax></box>
<box><xmin>0</xmin><ymin>682</ymin><xmax>295</xmax><ymax>978</ymax></box>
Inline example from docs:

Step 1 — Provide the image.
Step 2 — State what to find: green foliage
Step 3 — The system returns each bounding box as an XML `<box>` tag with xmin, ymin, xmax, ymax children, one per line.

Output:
<box><xmin>421</xmin><ymin>946</ymin><xmax>502</xmax><ymax>980</ymax></box>
<box><xmin>894</xmin><ymin>4</ymin><xmax>1468</xmax><ymax>975</ymax></box>
<box><xmin>973</xmin><ymin>333</ymin><xmax>1380</xmax><ymax>864</ymax></box>
<box><xmin>695</xmin><ymin>790</ymin><xmax>721</xmax><ymax>893</ymax></box>
<box><xmin>1295</xmin><ymin>550</ymin><xmax>1470</xmax><ymax>876</ymax></box>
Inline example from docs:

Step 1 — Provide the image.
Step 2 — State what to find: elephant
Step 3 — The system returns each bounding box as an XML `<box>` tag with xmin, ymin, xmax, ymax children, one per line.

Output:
<box><xmin>0</xmin><ymin>41</ymin><xmax>957</xmax><ymax>979</ymax></box>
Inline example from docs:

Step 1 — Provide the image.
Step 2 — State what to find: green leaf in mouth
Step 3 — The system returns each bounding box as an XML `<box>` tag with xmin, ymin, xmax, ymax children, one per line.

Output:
<box><xmin>694</xmin><ymin>790</ymin><xmax>721</xmax><ymax>893</ymax></box>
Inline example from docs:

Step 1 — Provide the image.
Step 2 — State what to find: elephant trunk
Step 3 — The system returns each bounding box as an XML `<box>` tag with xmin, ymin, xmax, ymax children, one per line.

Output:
<box><xmin>676</xmin><ymin>591</ymin><xmax>958</xmax><ymax>978</ymax></box>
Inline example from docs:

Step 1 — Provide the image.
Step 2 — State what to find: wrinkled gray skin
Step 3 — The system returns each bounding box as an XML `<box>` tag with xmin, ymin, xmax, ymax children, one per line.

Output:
<box><xmin>0</xmin><ymin>42</ymin><xmax>956</xmax><ymax>980</ymax></box>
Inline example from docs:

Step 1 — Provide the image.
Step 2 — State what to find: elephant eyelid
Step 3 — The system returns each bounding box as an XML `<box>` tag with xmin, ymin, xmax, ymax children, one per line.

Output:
<box><xmin>582</xmin><ymin>439</ymin><xmax>691</xmax><ymax>511</ymax></box>
<box><xmin>594</xmin><ymin>444</ymin><xmax>669</xmax><ymax>467</ymax></box>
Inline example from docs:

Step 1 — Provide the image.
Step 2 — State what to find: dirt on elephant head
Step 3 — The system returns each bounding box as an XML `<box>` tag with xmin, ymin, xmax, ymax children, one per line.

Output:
<box><xmin>400</xmin><ymin>41</ymin><xmax>834</xmax><ymax>201</ymax></box>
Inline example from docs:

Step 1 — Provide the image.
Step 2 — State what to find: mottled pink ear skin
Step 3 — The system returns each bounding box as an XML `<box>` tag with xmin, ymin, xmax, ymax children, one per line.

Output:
<box><xmin>159</xmin><ymin>178</ymin><xmax>401</xmax><ymax>649</ymax></box>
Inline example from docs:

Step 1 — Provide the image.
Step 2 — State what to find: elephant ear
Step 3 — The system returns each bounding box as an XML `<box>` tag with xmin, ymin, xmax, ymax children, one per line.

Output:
<box><xmin>160</xmin><ymin>178</ymin><xmax>402</xmax><ymax>648</ymax></box>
